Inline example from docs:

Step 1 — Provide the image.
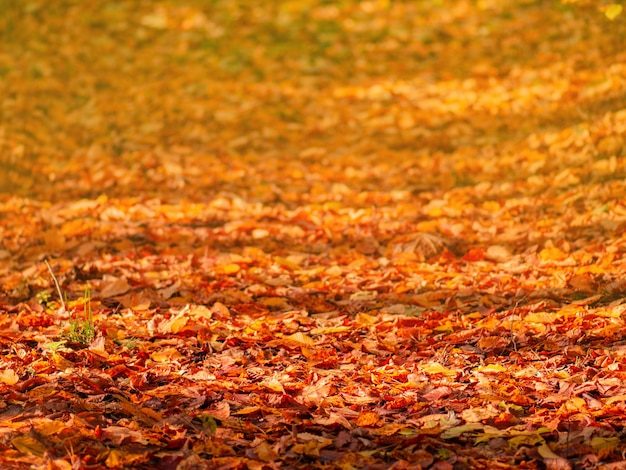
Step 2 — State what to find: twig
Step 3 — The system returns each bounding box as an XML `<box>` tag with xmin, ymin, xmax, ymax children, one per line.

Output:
<box><xmin>510</xmin><ymin>295</ymin><xmax>527</xmax><ymax>353</ymax></box>
<box><xmin>44</xmin><ymin>259</ymin><xmax>66</xmax><ymax>313</ymax></box>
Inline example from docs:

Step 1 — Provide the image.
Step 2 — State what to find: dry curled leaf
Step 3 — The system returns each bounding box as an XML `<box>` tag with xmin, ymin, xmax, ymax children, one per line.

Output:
<box><xmin>386</xmin><ymin>232</ymin><xmax>450</xmax><ymax>261</ymax></box>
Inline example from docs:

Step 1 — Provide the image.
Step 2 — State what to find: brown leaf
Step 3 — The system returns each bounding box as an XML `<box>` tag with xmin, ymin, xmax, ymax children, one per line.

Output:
<box><xmin>422</xmin><ymin>386</ymin><xmax>452</xmax><ymax>402</ymax></box>
<box><xmin>568</xmin><ymin>273</ymin><xmax>598</xmax><ymax>293</ymax></box>
<box><xmin>477</xmin><ymin>336</ymin><xmax>509</xmax><ymax>353</ymax></box>
<box><xmin>98</xmin><ymin>275</ymin><xmax>132</xmax><ymax>298</ymax></box>
<box><xmin>300</xmin><ymin>377</ymin><xmax>334</xmax><ymax>407</ymax></box>
<box><xmin>387</xmin><ymin>232</ymin><xmax>450</xmax><ymax>261</ymax></box>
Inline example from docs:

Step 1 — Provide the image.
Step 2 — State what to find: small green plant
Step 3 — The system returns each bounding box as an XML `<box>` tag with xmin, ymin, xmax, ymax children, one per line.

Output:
<box><xmin>68</xmin><ymin>285</ymin><xmax>96</xmax><ymax>345</ymax></box>
<box><xmin>45</xmin><ymin>260</ymin><xmax>96</xmax><ymax>345</ymax></box>
<box><xmin>197</xmin><ymin>414</ymin><xmax>218</xmax><ymax>436</ymax></box>
<box><xmin>114</xmin><ymin>337</ymin><xmax>139</xmax><ymax>349</ymax></box>
<box><xmin>36</xmin><ymin>290</ymin><xmax>52</xmax><ymax>305</ymax></box>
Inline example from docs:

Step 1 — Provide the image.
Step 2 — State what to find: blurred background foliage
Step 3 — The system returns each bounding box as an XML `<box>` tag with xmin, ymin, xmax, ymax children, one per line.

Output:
<box><xmin>0</xmin><ymin>0</ymin><xmax>624</xmax><ymax>199</ymax></box>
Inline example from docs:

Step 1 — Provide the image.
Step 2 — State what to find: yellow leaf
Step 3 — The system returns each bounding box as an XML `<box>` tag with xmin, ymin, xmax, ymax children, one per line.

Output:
<box><xmin>292</xmin><ymin>441</ymin><xmax>323</xmax><ymax>457</ymax></box>
<box><xmin>537</xmin><ymin>444</ymin><xmax>561</xmax><ymax>459</ymax></box>
<box><xmin>52</xmin><ymin>352</ymin><xmax>74</xmax><ymax>370</ymax></box>
<box><xmin>255</xmin><ymin>441</ymin><xmax>279</xmax><ymax>462</ymax></box>
<box><xmin>158</xmin><ymin>311</ymin><xmax>189</xmax><ymax>334</ymax></box>
<box><xmin>524</xmin><ymin>312</ymin><xmax>555</xmax><ymax>324</ymax></box>
<box><xmin>482</xmin><ymin>201</ymin><xmax>501</xmax><ymax>212</ymax></box>
<box><xmin>508</xmin><ymin>434</ymin><xmax>545</xmax><ymax>449</ymax></box>
<box><xmin>11</xmin><ymin>435</ymin><xmax>47</xmax><ymax>457</ymax></box>
<box><xmin>473</xmin><ymin>364</ymin><xmax>507</xmax><ymax>374</ymax></box>
<box><xmin>286</xmin><ymin>332</ymin><xmax>314</xmax><ymax>346</ymax></box>
<box><xmin>433</xmin><ymin>324</ymin><xmax>454</xmax><ymax>334</ymax></box>
<box><xmin>420</xmin><ymin>362</ymin><xmax>457</xmax><ymax>377</ymax></box>
<box><xmin>605</xmin><ymin>4</ymin><xmax>623</xmax><ymax>20</ymax></box>
<box><xmin>539</xmin><ymin>247</ymin><xmax>567</xmax><ymax>261</ymax></box>
<box><xmin>591</xmin><ymin>436</ymin><xmax>619</xmax><ymax>458</ymax></box>
<box><xmin>235</xmin><ymin>406</ymin><xmax>261</xmax><ymax>415</ymax></box>
<box><xmin>189</xmin><ymin>304</ymin><xmax>212</xmax><ymax>319</ymax></box>
<box><xmin>261</xmin><ymin>378</ymin><xmax>285</xmax><ymax>393</ymax></box>
<box><xmin>374</xmin><ymin>423</ymin><xmax>408</xmax><ymax>436</ymax></box>
<box><xmin>140</xmin><ymin>12</ymin><xmax>168</xmax><ymax>29</ymax></box>
<box><xmin>215</xmin><ymin>263</ymin><xmax>241</xmax><ymax>275</ymax></box>
<box><xmin>562</xmin><ymin>397</ymin><xmax>586</xmax><ymax>412</ymax></box>
<box><xmin>441</xmin><ymin>423</ymin><xmax>483</xmax><ymax>439</ymax></box>
<box><xmin>105</xmin><ymin>449</ymin><xmax>147</xmax><ymax>468</ymax></box>
<box><xmin>274</xmin><ymin>256</ymin><xmax>302</xmax><ymax>270</ymax></box>
<box><xmin>606</xmin><ymin>394</ymin><xmax>626</xmax><ymax>404</ymax></box>
<box><xmin>260</xmin><ymin>297</ymin><xmax>290</xmax><ymax>308</ymax></box>
<box><xmin>0</xmin><ymin>369</ymin><xmax>19</xmax><ymax>385</ymax></box>
<box><xmin>33</xmin><ymin>418</ymin><xmax>69</xmax><ymax>436</ymax></box>
<box><xmin>356</xmin><ymin>312</ymin><xmax>379</xmax><ymax>325</ymax></box>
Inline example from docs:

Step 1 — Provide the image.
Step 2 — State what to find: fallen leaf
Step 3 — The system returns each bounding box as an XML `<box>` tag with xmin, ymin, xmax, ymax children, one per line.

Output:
<box><xmin>356</xmin><ymin>410</ymin><xmax>381</xmax><ymax>427</ymax></box>
<box><xmin>0</xmin><ymin>369</ymin><xmax>19</xmax><ymax>385</ymax></box>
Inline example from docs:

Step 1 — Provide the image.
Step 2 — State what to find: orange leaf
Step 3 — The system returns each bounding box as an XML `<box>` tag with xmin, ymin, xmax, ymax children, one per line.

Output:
<box><xmin>356</xmin><ymin>410</ymin><xmax>381</xmax><ymax>427</ymax></box>
<box><xmin>150</xmin><ymin>348</ymin><xmax>183</xmax><ymax>362</ymax></box>
<box><xmin>539</xmin><ymin>246</ymin><xmax>567</xmax><ymax>261</ymax></box>
<box><xmin>214</xmin><ymin>263</ymin><xmax>241</xmax><ymax>275</ymax></box>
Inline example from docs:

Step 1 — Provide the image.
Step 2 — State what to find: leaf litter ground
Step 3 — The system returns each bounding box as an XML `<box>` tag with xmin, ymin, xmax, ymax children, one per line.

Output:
<box><xmin>1</xmin><ymin>1</ymin><xmax>626</xmax><ymax>469</ymax></box>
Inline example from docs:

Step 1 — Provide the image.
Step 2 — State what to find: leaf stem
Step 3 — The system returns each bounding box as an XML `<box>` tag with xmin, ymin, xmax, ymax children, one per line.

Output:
<box><xmin>45</xmin><ymin>259</ymin><xmax>67</xmax><ymax>313</ymax></box>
